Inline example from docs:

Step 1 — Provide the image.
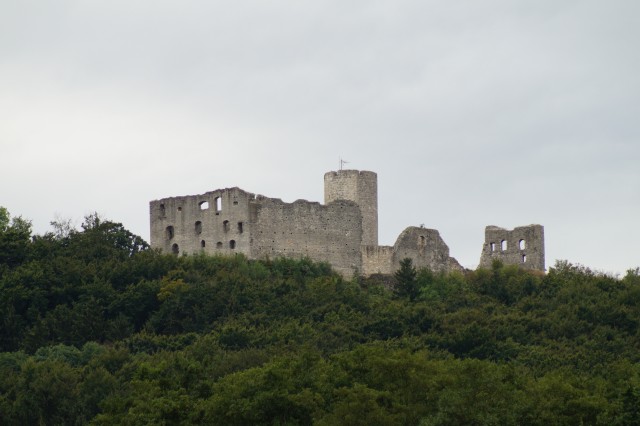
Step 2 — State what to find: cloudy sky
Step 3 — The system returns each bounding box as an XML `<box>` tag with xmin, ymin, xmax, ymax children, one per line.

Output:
<box><xmin>1</xmin><ymin>0</ymin><xmax>638</xmax><ymax>274</ymax></box>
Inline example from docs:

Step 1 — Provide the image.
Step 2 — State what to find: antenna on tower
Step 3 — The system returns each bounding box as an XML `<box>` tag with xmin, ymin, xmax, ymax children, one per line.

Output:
<box><xmin>339</xmin><ymin>158</ymin><xmax>350</xmax><ymax>170</ymax></box>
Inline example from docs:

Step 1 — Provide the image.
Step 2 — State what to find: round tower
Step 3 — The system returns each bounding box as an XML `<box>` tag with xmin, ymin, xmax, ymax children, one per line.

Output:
<box><xmin>324</xmin><ymin>170</ymin><xmax>378</xmax><ymax>246</ymax></box>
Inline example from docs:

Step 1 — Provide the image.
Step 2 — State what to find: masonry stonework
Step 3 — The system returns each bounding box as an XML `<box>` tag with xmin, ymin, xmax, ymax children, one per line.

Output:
<box><xmin>324</xmin><ymin>170</ymin><xmax>378</xmax><ymax>247</ymax></box>
<box><xmin>150</xmin><ymin>170</ymin><xmax>545</xmax><ymax>276</ymax></box>
<box><xmin>250</xmin><ymin>197</ymin><xmax>363</xmax><ymax>277</ymax></box>
<box><xmin>478</xmin><ymin>225</ymin><xmax>545</xmax><ymax>271</ymax></box>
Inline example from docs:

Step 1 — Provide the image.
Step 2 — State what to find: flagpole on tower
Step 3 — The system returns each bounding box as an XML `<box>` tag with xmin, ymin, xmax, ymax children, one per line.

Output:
<box><xmin>339</xmin><ymin>158</ymin><xmax>349</xmax><ymax>170</ymax></box>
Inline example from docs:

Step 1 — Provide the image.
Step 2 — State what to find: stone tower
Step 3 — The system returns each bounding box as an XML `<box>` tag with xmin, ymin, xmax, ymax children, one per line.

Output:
<box><xmin>324</xmin><ymin>170</ymin><xmax>378</xmax><ymax>246</ymax></box>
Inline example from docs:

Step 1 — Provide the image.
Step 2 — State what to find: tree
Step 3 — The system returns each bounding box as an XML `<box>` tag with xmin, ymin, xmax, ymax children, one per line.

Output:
<box><xmin>0</xmin><ymin>207</ymin><xmax>32</xmax><ymax>268</ymax></box>
<box><xmin>50</xmin><ymin>214</ymin><xmax>75</xmax><ymax>240</ymax></box>
<box><xmin>66</xmin><ymin>213</ymin><xmax>149</xmax><ymax>261</ymax></box>
<box><xmin>0</xmin><ymin>206</ymin><xmax>9</xmax><ymax>231</ymax></box>
<box><xmin>394</xmin><ymin>258</ymin><xmax>418</xmax><ymax>301</ymax></box>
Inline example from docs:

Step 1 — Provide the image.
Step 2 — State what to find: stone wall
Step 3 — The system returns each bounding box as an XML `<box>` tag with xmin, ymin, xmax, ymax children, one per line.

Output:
<box><xmin>360</xmin><ymin>227</ymin><xmax>463</xmax><ymax>276</ymax></box>
<box><xmin>250</xmin><ymin>198</ymin><xmax>363</xmax><ymax>277</ymax></box>
<box><xmin>150</xmin><ymin>187</ymin><xmax>254</xmax><ymax>257</ymax></box>
<box><xmin>391</xmin><ymin>227</ymin><xmax>464</xmax><ymax>273</ymax></box>
<box><xmin>361</xmin><ymin>245</ymin><xmax>394</xmax><ymax>275</ymax></box>
<box><xmin>478</xmin><ymin>224</ymin><xmax>545</xmax><ymax>271</ymax></box>
<box><xmin>150</xmin><ymin>189</ymin><xmax>365</xmax><ymax>277</ymax></box>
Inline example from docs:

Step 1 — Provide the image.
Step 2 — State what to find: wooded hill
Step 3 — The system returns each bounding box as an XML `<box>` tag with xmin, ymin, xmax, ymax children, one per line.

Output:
<box><xmin>1</xmin><ymin>209</ymin><xmax>639</xmax><ymax>425</ymax></box>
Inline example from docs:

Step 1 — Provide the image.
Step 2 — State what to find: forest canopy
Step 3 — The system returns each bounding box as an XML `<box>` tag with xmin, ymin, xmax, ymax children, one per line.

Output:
<box><xmin>1</xmin><ymin>208</ymin><xmax>639</xmax><ymax>425</ymax></box>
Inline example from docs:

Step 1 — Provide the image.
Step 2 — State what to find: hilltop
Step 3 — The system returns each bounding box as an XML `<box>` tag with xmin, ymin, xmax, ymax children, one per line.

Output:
<box><xmin>1</xmin><ymin>210</ymin><xmax>639</xmax><ymax>425</ymax></box>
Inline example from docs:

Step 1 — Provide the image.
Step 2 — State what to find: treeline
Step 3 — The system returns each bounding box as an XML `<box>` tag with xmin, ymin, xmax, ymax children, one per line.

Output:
<box><xmin>1</xmin><ymin>209</ymin><xmax>640</xmax><ymax>425</ymax></box>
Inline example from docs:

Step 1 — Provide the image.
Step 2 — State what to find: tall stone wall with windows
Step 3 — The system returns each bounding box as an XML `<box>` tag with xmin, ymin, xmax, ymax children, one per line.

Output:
<box><xmin>478</xmin><ymin>225</ymin><xmax>545</xmax><ymax>271</ymax></box>
<box><xmin>149</xmin><ymin>187</ymin><xmax>254</xmax><ymax>257</ymax></box>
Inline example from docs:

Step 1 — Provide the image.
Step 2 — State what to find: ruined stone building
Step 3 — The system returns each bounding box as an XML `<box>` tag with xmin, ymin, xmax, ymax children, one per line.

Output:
<box><xmin>149</xmin><ymin>170</ymin><xmax>544</xmax><ymax>276</ymax></box>
<box><xmin>478</xmin><ymin>225</ymin><xmax>545</xmax><ymax>271</ymax></box>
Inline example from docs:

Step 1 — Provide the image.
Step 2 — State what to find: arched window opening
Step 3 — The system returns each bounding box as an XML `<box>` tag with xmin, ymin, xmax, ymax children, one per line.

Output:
<box><xmin>177</xmin><ymin>206</ymin><xmax>182</xmax><ymax>212</ymax></box>
<box><xmin>419</xmin><ymin>235</ymin><xmax>426</xmax><ymax>246</ymax></box>
<box><xmin>159</xmin><ymin>204</ymin><xmax>166</xmax><ymax>218</ymax></box>
<box><xmin>238</xmin><ymin>222</ymin><xmax>243</xmax><ymax>233</ymax></box>
<box><xmin>501</xmin><ymin>240</ymin><xmax>507</xmax><ymax>251</ymax></box>
<box><xmin>519</xmin><ymin>239</ymin><xmax>526</xmax><ymax>250</ymax></box>
<box><xmin>223</xmin><ymin>220</ymin><xmax>230</xmax><ymax>232</ymax></box>
<box><xmin>216</xmin><ymin>241</ymin><xmax>223</xmax><ymax>249</ymax></box>
<box><xmin>215</xmin><ymin>197</ymin><xmax>222</xmax><ymax>214</ymax></box>
<box><xmin>201</xmin><ymin>240</ymin><xmax>206</xmax><ymax>248</ymax></box>
<box><xmin>199</xmin><ymin>201</ymin><xmax>209</xmax><ymax>210</ymax></box>
<box><xmin>171</xmin><ymin>243</ymin><xmax>179</xmax><ymax>255</ymax></box>
<box><xmin>490</xmin><ymin>242</ymin><xmax>496</xmax><ymax>252</ymax></box>
<box><xmin>522</xmin><ymin>254</ymin><xmax>527</xmax><ymax>263</ymax></box>
<box><xmin>195</xmin><ymin>221</ymin><xmax>202</xmax><ymax>234</ymax></box>
<box><xmin>166</xmin><ymin>226</ymin><xmax>174</xmax><ymax>240</ymax></box>
<box><xmin>229</xmin><ymin>240</ymin><xmax>236</xmax><ymax>249</ymax></box>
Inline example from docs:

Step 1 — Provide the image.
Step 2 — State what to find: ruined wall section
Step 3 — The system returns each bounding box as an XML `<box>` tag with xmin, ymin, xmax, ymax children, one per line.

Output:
<box><xmin>324</xmin><ymin>170</ymin><xmax>378</xmax><ymax>246</ymax></box>
<box><xmin>391</xmin><ymin>227</ymin><xmax>464</xmax><ymax>273</ymax></box>
<box><xmin>361</xmin><ymin>227</ymin><xmax>463</xmax><ymax>275</ymax></box>
<box><xmin>361</xmin><ymin>245</ymin><xmax>394</xmax><ymax>275</ymax></box>
<box><xmin>149</xmin><ymin>187</ymin><xmax>254</xmax><ymax>257</ymax></box>
<box><xmin>251</xmin><ymin>198</ymin><xmax>363</xmax><ymax>277</ymax></box>
<box><xmin>479</xmin><ymin>224</ymin><xmax>545</xmax><ymax>271</ymax></box>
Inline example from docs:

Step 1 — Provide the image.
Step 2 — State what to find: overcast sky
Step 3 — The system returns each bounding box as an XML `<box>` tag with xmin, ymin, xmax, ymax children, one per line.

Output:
<box><xmin>1</xmin><ymin>0</ymin><xmax>638</xmax><ymax>274</ymax></box>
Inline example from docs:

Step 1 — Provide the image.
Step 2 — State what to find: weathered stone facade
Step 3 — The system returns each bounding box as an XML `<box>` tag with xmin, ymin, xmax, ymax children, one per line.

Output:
<box><xmin>361</xmin><ymin>227</ymin><xmax>464</xmax><ymax>275</ymax></box>
<box><xmin>478</xmin><ymin>225</ymin><xmax>545</xmax><ymax>271</ymax></box>
<box><xmin>150</xmin><ymin>170</ymin><xmax>545</xmax><ymax>276</ymax></box>
<box><xmin>324</xmin><ymin>170</ymin><xmax>378</xmax><ymax>247</ymax></box>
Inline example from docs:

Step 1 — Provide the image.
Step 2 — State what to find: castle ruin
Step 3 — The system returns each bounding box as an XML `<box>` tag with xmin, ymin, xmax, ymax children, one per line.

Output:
<box><xmin>478</xmin><ymin>225</ymin><xmax>545</xmax><ymax>271</ymax></box>
<box><xmin>149</xmin><ymin>170</ymin><xmax>544</xmax><ymax>276</ymax></box>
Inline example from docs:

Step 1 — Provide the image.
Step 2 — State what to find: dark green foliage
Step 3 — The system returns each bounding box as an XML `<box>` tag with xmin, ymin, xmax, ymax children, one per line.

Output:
<box><xmin>394</xmin><ymin>258</ymin><xmax>418</xmax><ymax>301</ymax></box>
<box><xmin>1</xmin><ymin>206</ymin><xmax>640</xmax><ymax>424</ymax></box>
<box><xmin>0</xmin><ymin>209</ymin><xmax>32</xmax><ymax>269</ymax></box>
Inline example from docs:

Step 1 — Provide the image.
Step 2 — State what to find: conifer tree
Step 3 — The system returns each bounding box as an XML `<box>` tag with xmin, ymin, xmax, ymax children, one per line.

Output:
<box><xmin>394</xmin><ymin>258</ymin><xmax>418</xmax><ymax>301</ymax></box>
